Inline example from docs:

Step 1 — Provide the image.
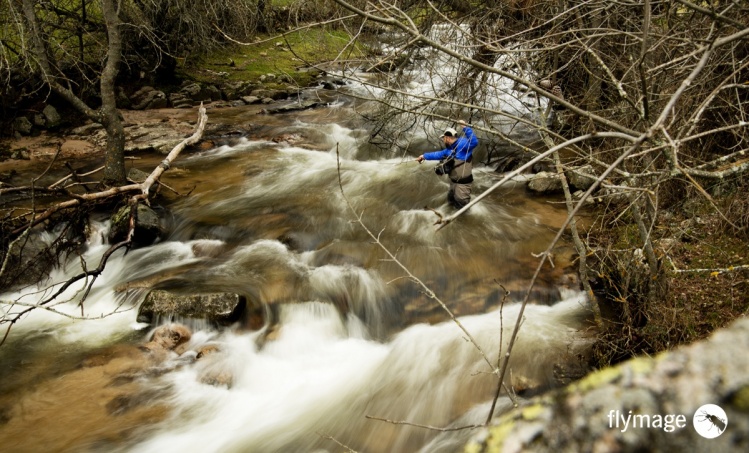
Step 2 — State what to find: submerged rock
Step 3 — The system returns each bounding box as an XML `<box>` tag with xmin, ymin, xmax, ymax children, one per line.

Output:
<box><xmin>140</xmin><ymin>323</ymin><xmax>192</xmax><ymax>352</ymax></box>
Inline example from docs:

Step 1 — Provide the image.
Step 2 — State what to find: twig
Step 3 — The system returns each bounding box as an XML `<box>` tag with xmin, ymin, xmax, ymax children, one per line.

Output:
<box><xmin>317</xmin><ymin>432</ymin><xmax>358</xmax><ymax>453</ymax></box>
<box><xmin>487</xmin><ymin>283</ymin><xmax>510</xmax><ymax>423</ymax></box>
<box><xmin>365</xmin><ymin>415</ymin><xmax>483</xmax><ymax>432</ymax></box>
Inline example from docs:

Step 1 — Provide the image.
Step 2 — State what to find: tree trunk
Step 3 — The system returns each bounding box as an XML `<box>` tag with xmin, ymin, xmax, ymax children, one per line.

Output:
<box><xmin>22</xmin><ymin>0</ymin><xmax>127</xmax><ymax>186</ymax></box>
<box><xmin>100</xmin><ymin>0</ymin><xmax>126</xmax><ymax>185</ymax></box>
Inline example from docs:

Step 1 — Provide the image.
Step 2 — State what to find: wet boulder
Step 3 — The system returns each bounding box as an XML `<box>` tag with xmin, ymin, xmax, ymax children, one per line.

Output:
<box><xmin>193</xmin><ymin>344</ymin><xmax>234</xmax><ymax>387</ymax></box>
<box><xmin>140</xmin><ymin>323</ymin><xmax>192</xmax><ymax>352</ymax></box>
<box><xmin>137</xmin><ymin>290</ymin><xmax>246</xmax><ymax>326</ymax></box>
<box><xmin>262</xmin><ymin>100</ymin><xmax>319</xmax><ymax>114</ymax></box>
<box><xmin>108</xmin><ymin>203</ymin><xmax>168</xmax><ymax>247</ymax></box>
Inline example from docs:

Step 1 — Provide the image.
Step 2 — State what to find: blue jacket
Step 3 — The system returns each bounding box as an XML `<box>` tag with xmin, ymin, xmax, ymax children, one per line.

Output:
<box><xmin>423</xmin><ymin>126</ymin><xmax>478</xmax><ymax>161</ymax></box>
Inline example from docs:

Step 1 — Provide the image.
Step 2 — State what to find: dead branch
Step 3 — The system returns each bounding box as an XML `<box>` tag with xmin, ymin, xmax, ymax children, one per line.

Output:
<box><xmin>7</xmin><ymin>105</ymin><xmax>207</xmax><ymax>237</ymax></box>
<box><xmin>139</xmin><ymin>103</ymin><xmax>208</xmax><ymax>198</ymax></box>
<box><xmin>1</xmin><ymin>105</ymin><xmax>208</xmax><ymax>346</ymax></box>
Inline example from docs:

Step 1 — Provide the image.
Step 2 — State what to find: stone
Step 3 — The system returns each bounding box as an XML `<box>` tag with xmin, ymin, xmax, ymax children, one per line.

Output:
<box><xmin>108</xmin><ymin>203</ymin><xmax>167</xmax><ymax>247</ymax></box>
<box><xmin>169</xmin><ymin>92</ymin><xmax>194</xmax><ymax>109</ymax></box>
<box><xmin>42</xmin><ymin>104</ymin><xmax>61</xmax><ymax>128</ymax></box>
<box><xmin>567</xmin><ymin>165</ymin><xmax>598</xmax><ymax>191</ymax></box>
<box><xmin>142</xmin><ymin>323</ymin><xmax>192</xmax><ymax>351</ymax></box>
<box><xmin>222</xmin><ymin>81</ymin><xmax>246</xmax><ymax>100</ymax></box>
<box><xmin>203</xmin><ymin>85</ymin><xmax>222</xmax><ymax>101</ymax></box>
<box><xmin>127</xmin><ymin>168</ymin><xmax>150</xmax><ymax>183</ymax></box>
<box><xmin>250</xmin><ymin>89</ymin><xmax>288</xmax><ymax>100</ymax></box>
<box><xmin>12</xmin><ymin>116</ymin><xmax>33</xmax><ymax>136</ymax></box>
<box><xmin>137</xmin><ymin>290</ymin><xmax>247</xmax><ymax>326</ymax></box>
<box><xmin>527</xmin><ymin>171</ymin><xmax>563</xmax><ymax>193</ymax></box>
<box><xmin>262</xmin><ymin>100</ymin><xmax>320</xmax><ymax>114</ymax></box>
<box><xmin>131</xmin><ymin>87</ymin><xmax>167</xmax><ymax>110</ymax></box>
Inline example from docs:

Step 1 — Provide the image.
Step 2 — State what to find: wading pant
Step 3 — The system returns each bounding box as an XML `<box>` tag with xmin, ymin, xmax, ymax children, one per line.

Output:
<box><xmin>447</xmin><ymin>160</ymin><xmax>473</xmax><ymax>209</ymax></box>
<box><xmin>448</xmin><ymin>182</ymin><xmax>472</xmax><ymax>208</ymax></box>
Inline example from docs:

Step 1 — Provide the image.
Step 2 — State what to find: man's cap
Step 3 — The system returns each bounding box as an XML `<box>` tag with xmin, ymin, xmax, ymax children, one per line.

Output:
<box><xmin>441</xmin><ymin>127</ymin><xmax>458</xmax><ymax>138</ymax></box>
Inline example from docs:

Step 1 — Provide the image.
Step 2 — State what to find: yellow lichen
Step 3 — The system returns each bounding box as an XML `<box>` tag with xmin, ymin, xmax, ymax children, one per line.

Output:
<box><xmin>521</xmin><ymin>403</ymin><xmax>546</xmax><ymax>421</ymax></box>
<box><xmin>474</xmin><ymin>414</ymin><xmax>517</xmax><ymax>453</ymax></box>
<box><xmin>731</xmin><ymin>386</ymin><xmax>749</xmax><ymax>412</ymax></box>
<box><xmin>572</xmin><ymin>366</ymin><xmax>622</xmax><ymax>392</ymax></box>
<box><xmin>628</xmin><ymin>356</ymin><xmax>655</xmax><ymax>375</ymax></box>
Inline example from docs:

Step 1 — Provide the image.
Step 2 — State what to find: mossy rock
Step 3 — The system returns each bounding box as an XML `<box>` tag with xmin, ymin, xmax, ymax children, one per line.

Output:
<box><xmin>108</xmin><ymin>203</ymin><xmax>167</xmax><ymax>247</ymax></box>
<box><xmin>137</xmin><ymin>290</ymin><xmax>247</xmax><ymax>326</ymax></box>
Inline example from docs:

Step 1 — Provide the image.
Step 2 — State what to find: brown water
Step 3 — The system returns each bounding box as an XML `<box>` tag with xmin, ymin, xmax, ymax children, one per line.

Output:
<box><xmin>0</xmin><ymin>97</ymin><xmax>594</xmax><ymax>452</ymax></box>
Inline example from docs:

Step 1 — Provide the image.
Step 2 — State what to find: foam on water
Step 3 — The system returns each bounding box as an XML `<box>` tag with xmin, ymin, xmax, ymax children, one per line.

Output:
<box><xmin>126</xmin><ymin>293</ymin><xmax>592</xmax><ymax>453</ymax></box>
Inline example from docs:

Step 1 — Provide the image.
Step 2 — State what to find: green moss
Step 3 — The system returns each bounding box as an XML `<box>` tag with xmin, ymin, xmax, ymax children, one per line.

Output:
<box><xmin>180</xmin><ymin>28</ymin><xmax>368</xmax><ymax>86</ymax></box>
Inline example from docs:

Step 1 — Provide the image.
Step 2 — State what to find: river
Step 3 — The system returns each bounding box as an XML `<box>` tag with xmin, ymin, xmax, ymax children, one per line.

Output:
<box><xmin>0</xmin><ymin>86</ymin><xmax>595</xmax><ymax>452</ymax></box>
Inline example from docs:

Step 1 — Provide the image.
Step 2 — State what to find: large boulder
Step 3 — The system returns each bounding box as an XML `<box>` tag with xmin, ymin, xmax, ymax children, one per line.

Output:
<box><xmin>137</xmin><ymin>290</ymin><xmax>247</xmax><ymax>326</ymax></box>
<box><xmin>168</xmin><ymin>92</ymin><xmax>194</xmax><ymax>109</ymax></box>
<box><xmin>262</xmin><ymin>100</ymin><xmax>320</xmax><ymax>114</ymax></box>
<box><xmin>222</xmin><ymin>81</ymin><xmax>256</xmax><ymax>100</ymax></box>
<box><xmin>466</xmin><ymin>317</ymin><xmax>749</xmax><ymax>452</ymax></box>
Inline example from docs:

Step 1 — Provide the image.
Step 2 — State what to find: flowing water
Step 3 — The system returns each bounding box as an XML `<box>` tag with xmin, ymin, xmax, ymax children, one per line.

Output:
<box><xmin>0</xmin><ymin>91</ymin><xmax>595</xmax><ymax>452</ymax></box>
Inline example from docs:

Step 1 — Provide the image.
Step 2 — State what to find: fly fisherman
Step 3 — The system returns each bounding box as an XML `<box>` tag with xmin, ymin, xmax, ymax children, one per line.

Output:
<box><xmin>416</xmin><ymin>120</ymin><xmax>478</xmax><ymax>208</ymax></box>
